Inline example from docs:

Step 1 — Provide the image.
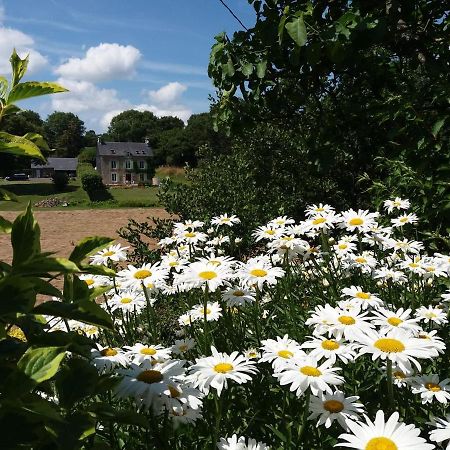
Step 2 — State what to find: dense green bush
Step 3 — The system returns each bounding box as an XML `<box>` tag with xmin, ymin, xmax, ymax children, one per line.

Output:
<box><xmin>78</xmin><ymin>162</ymin><xmax>112</xmax><ymax>202</ymax></box>
<box><xmin>52</xmin><ymin>171</ymin><xmax>69</xmax><ymax>192</ymax></box>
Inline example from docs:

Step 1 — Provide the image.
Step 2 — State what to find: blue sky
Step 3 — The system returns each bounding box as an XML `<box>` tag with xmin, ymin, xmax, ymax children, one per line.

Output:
<box><xmin>0</xmin><ymin>0</ymin><xmax>255</xmax><ymax>131</ymax></box>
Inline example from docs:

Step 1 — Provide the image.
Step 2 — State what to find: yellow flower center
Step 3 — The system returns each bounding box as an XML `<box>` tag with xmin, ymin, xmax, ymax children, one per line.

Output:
<box><xmin>365</xmin><ymin>437</ymin><xmax>398</xmax><ymax>450</ymax></box>
<box><xmin>277</xmin><ymin>350</ymin><xmax>294</xmax><ymax>359</ymax></box>
<box><xmin>137</xmin><ymin>370</ymin><xmax>163</xmax><ymax>384</ymax></box>
<box><xmin>84</xmin><ymin>326</ymin><xmax>98</xmax><ymax>336</ymax></box>
<box><xmin>120</xmin><ymin>297</ymin><xmax>133</xmax><ymax>304</ymax></box>
<box><xmin>356</xmin><ymin>292</ymin><xmax>371</xmax><ymax>300</ymax></box>
<box><xmin>233</xmin><ymin>290</ymin><xmax>245</xmax><ymax>297</ymax></box>
<box><xmin>250</xmin><ymin>269</ymin><xmax>268</xmax><ymax>277</ymax></box>
<box><xmin>399</xmin><ymin>217</ymin><xmax>408</xmax><ymax>223</ymax></box>
<box><xmin>85</xmin><ymin>279</ymin><xmax>95</xmax><ymax>286</ymax></box>
<box><xmin>198</xmin><ymin>271</ymin><xmax>217</xmax><ymax>280</ymax></box>
<box><xmin>313</xmin><ymin>217</ymin><xmax>327</xmax><ymax>225</ymax></box>
<box><xmin>425</xmin><ymin>382</ymin><xmax>441</xmax><ymax>392</ymax></box>
<box><xmin>387</xmin><ymin>317</ymin><xmax>403</xmax><ymax>326</ymax></box>
<box><xmin>179</xmin><ymin>344</ymin><xmax>188</xmax><ymax>352</ymax></box>
<box><xmin>209</xmin><ymin>260</ymin><xmax>221</xmax><ymax>266</ymax></box>
<box><xmin>169</xmin><ymin>261</ymin><xmax>179</xmax><ymax>267</ymax></box>
<box><xmin>103</xmin><ymin>251</ymin><xmax>115</xmax><ymax>256</ymax></box>
<box><xmin>100</xmin><ymin>348</ymin><xmax>118</xmax><ymax>357</ymax></box>
<box><xmin>214</xmin><ymin>363</ymin><xmax>234</xmax><ymax>373</ymax></box>
<box><xmin>425</xmin><ymin>266</ymin><xmax>435</xmax><ymax>272</ymax></box>
<box><xmin>265</xmin><ymin>230</ymin><xmax>275</xmax><ymax>235</ymax></box>
<box><xmin>425</xmin><ymin>312</ymin><xmax>437</xmax><ymax>319</ymax></box>
<box><xmin>409</xmin><ymin>263</ymin><xmax>420</xmax><ymax>268</ymax></box>
<box><xmin>184</xmin><ymin>232</ymin><xmax>196</xmax><ymax>238</ymax></box>
<box><xmin>248</xmin><ymin>352</ymin><xmax>257</xmax><ymax>358</ymax></box>
<box><xmin>316</xmin><ymin>207</ymin><xmax>325</xmax><ymax>212</ymax></box>
<box><xmin>323</xmin><ymin>399</ymin><xmax>344</xmax><ymax>413</ymax></box>
<box><xmin>321</xmin><ymin>340</ymin><xmax>340</xmax><ymax>350</ymax></box>
<box><xmin>355</xmin><ymin>257</ymin><xmax>367</xmax><ymax>264</ymax></box>
<box><xmin>393</xmin><ymin>371</ymin><xmax>406</xmax><ymax>379</ymax></box>
<box><xmin>349</xmin><ymin>218</ymin><xmax>364</xmax><ymax>226</ymax></box>
<box><xmin>374</xmin><ymin>338</ymin><xmax>405</xmax><ymax>353</ymax></box>
<box><xmin>338</xmin><ymin>244</ymin><xmax>348</xmax><ymax>250</ymax></box>
<box><xmin>338</xmin><ymin>315</ymin><xmax>356</xmax><ymax>325</ymax></box>
<box><xmin>140</xmin><ymin>347</ymin><xmax>157</xmax><ymax>356</ymax></box>
<box><xmin>300</xmin><ymin>366</ymin><xmax>322</xmax><ymax>377</ymax></box>
<box><xmin>134</xmin><ymin>269</ymin><xmax>152</xmax><ymax>279</ymax></box>
<box><xmin>168</xmin><ymin>385</ymin><xmax>181</xmax><ymax>398</ymax></box>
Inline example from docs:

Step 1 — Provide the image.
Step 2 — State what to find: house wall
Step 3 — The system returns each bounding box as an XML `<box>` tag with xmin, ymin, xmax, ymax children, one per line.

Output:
<box><xmin>99</xmin><ymin>156</ymin><xmax>150</xmax><ymax>185</ymax></box>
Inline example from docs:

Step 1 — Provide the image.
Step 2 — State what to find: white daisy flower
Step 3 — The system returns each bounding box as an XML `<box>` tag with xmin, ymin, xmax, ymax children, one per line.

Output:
<box><xmin>429</xmin><ymin>415</ymin><xmax>450</xmax><ymax>450</ymax></box>
<box><xmin>339</xmin><ymin>209</ymin><xmax>378</xmax><ymax>233</ymax></box>
<box><xmin>244</xmin><ymin>348</ymin><xmax>260</xmax><ymax>360</ymax></box>
<box><xmin>181</xmin><ymin>260</ymin><xmax>231</xmax><ymax>292</ymax></box>
<box><xmin>274</xmin><ymin>356</ymin><xmax>344</xmax><ymax>396</ymax></box>
<box><xmin>238</xmin><ymin>256</ymin><xmax>285</xmax><ymax>289</ymax></box>
<box><xmin>415</xmin><ymin>305</ymin><xmax>448</xmax><ymax>326</ymax></box>
<box><xmin>79</xmin><ymin>274</ymin><xmax>109</xmax><ymax>289</ymax></box>
<box><xmin>90</xmin><ymin>243</ymin><xmax>128</xmax><ymax>266</ymax></box>
<box><xmin>391</xmin><ymin>213</ymin><xmax>419</xmax><ymax>227</ymax></box>
<box><xmin>109</xmin><ymin>289</ymin><xmax>146</xmax><ymax>313</ymax></box>
<box><xmin>333</xmin><ymin>240</ymin><xmax>357</xmax><ymax>257</ymax></box>
<box><xmin>373</xmin><ymin>267</ymin><xmax>407</xmax><ymax>283</ymax></box>
<box><xmin>115</xmin><ymin>359</ymin><xmax>186</xmax><ymax>411</ymax></box>
<box><xmin>222</xmin><ymin>286</ymin><xmax>255</xmax><ymax>307</ymax></box>
<box><xmin>417</xmin><ymin>330</ymin><xmax>446</xmax><ymax>354</ymax></box>
<box><xmin>211</xmin><ymin>214</ymin><xmax>241</xmax><ymax>227</ymax></box>
<box><xmin>354</xmin><ymin>328</ymin><xmax>438</xmax><ymax>372</ymax></box>
<box><xmin>383</xmin><ymin>197</ymin><xmax>410</xmax><ymax>214</ymax></box>
<box><xmin>259</xmin><ymin>335</ymin><xmax>305</xmax><ymax>371</ymax></box>
<box><xmin>411</xmin><ymin>374</ymin><xmax>450</xmax><ymax>404</ymax></box>
<box><xmin>117</xmin><ymin>263</ymin><xmax>169</xmax><ymax>290</ymax></box>
<box><xmin>301</xmin><ymin>337</ymin><xmax>356</xmax><ymax>364</ymax></box>
<box><xmin>187</xmin><ymin>346</ymin><xmax>258</xmax><ymax>397</ymax></box>
<box><xmin>253</xmin><ymin>225</ymin><xmax>285</xmax><ymax>241</ymax></box>
<box><xmin>268</xmin><ymin>215</ymin><xmax>295</xmax><ymax>228</ymax></box>
<box><xmin>217</xmin><ymin>434</ymin><xmax>270</xmax><ymax>449</ymax></box>
<box><xmin>124</xmin><ymin>343</ymin><xmax>172</xmax><ymax>365</ymax></box>
<box><xmin>305</xmin><ymin>203</ymin><xmax>335</xmax><ymax>217</ymax></box>
<box><xmin>341</xmin><ymin>286</ymin><xmax>383</xmax><ymax>310</ymax></box>
<box><xmin>190</xmin><ymin>302</ymin><xmax>223</xmax><ymax>322</ymax></box>
<box><xmin>172</xmin><ymin>338</ymin><xmax>195</xmax><ymax>356</ymax></box>
<box><xmin>308</xmin><ymin>390</ymin><xmax>364</xmax><ymax>430</ymax></box>
<box><xmin>336</xmin><ymin>409</ymin><xmax>434</xmax><ymax>450</ymax></box>
<box><xmin>371</xmin><ymin>308</ymin><xmax>422</xmax><ymax>334</ymax></box>
<box><xmin>169</xmin><ymin>404</ymin><xmax>203</xmax><ymax>427</ymax></box>
<box><xmin>90</xmin><ymin>345</ymin><xmax>129</xmax><ymax>373</ymax></box>
<box><xmin>327</xmin><ymin>306</ymin><xmax>374</xmax><ymax>342</ymax></box>
<box><xmin>348</xmin><ymin>252</ymin><xmax>378</xmax><ymax>273</ymax></box>
<box><xmin>391</xmin><ymin>365</ymin><xmax>414</xmax><ymax>388</ymax></box>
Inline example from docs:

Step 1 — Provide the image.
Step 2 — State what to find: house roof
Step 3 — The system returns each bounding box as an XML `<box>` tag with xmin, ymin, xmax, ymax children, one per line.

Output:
<box><xmin>31</xmin><ymin>157</ymin><xmax>78</xmax><ymax>171</ymax></box>
<box><xmin>96</xmin><ymin>141</ymin><xmax>153</xmax><ymax>157</ymax></box>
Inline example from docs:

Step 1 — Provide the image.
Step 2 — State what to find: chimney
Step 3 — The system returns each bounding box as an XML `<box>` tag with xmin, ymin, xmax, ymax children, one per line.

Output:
<box><xmin>97</xmin><ymin>136</ymin><xmax>105</xmax><ymax>145</ymax></box>
<box><xmin>144</xmin><ymin>138</ymin><xmax>150</xmax><ymax>146</ymax></box>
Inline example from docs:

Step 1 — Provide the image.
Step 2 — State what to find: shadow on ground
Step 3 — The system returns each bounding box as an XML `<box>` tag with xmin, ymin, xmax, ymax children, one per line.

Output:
<box><xmin>1</xmin><ymin>183</ymin><xmax>77</xmax><ymax>196</ymax></box>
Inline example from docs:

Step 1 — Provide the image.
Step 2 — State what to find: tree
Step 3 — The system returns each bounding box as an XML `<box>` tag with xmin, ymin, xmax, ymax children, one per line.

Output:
<box><xmin>157</xmin><ymin>116</ymin><xmax>184</xmax><ymax>132</ymax></box>
<box><xmin>44</xmin><ymin>112</ymin><xmax>85</xmax><ymax>157</ymax></box>
<box><xmin>107</xmin><ymin>110</ymin><xmax>159</xmax><ymax>142</ymax></box>
<box><xmin>83</xmin><ymin>129</ymin><xmax>97</xmax><ymax>147</ymax></box>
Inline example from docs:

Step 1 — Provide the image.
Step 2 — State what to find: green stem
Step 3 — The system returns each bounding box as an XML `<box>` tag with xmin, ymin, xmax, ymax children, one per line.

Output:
<box><xmin>212</xmin><ymin>393</ymin><xmax>224</xmax><ymax>447</ymax></box>
<box><xmin>297</xmin><ymin>389</ymin><xmax>310</xmax><ymax>443</ymax></box>
<box><xmin>142</xmin><ymin>282</ymin><xmax>155</xmax><ymax>340</ymax></box>
<box><xmin>386</xmin><ymin>359</ymin><xmax>394</xmax><ymax>410</ymax></box>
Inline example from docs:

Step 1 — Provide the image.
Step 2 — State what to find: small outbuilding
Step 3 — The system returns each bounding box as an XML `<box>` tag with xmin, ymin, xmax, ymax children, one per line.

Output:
<box><xmin>31</xmin><ymin>157</ymin><xmax>78</xmax><ymax>178</ymax></box>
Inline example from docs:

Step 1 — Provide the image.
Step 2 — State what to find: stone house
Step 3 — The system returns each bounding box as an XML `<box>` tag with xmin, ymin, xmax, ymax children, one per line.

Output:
<box><xmin>96</xmin><ymin>140</ymin><xmax>154</xmax><ymax>185</ymax></box>
<box><xmin>31</xmin><ymin>157</ymin><xmax>78</xmax><ymax>178</ymax></box>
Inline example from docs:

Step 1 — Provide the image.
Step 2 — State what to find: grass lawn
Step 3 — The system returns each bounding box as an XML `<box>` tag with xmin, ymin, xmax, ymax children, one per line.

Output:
<box><xmin>0</xmin><ymin>166</ymin><xmax>187</xmax><ymax>211</ymax></box>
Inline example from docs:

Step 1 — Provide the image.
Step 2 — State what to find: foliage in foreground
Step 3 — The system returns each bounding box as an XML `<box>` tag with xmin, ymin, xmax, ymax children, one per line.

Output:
<box><xmin>7</xmin><ymin>198</ymin><xmax>450</xmax><ymax>448</ymax></box>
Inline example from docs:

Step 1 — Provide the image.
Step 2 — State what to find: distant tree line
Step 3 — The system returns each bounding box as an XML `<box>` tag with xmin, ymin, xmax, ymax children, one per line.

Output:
<box><xmin>0</xmin><ymin>108</ymin><xmax>228</xmax><ymax>176</ymax></box>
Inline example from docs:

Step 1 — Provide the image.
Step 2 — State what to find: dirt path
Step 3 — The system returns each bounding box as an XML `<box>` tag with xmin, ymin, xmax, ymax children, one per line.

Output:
<box><xmin>0</xmin><ymin>208</ymin><xmax>172</xmax><ymax>263</ymax></box>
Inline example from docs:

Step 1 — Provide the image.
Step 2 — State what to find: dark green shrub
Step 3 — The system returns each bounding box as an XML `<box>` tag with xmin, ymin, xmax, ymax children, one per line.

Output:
<box><xmin>51</xmin><ymin>171</ymin><xmax>69</xmax><ymax>192</ymax></box>
<box><xmin>78</xmin><ymin>162</ymin><xmax>112</xmax><ymax>201</ymax></box>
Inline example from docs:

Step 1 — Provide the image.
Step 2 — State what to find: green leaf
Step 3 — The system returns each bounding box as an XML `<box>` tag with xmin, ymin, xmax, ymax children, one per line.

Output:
<box><xmin>256</xmin><ymin>60</ymin><xmax>267</xmax><ymax>78</ymax></box>
<box><xmin>0</xmin><ymin>187</ymin><xmax>18</xmax><ymax>202</ymax></box>
<box><xmin>432</xmin><ymin>117</ymin><xmax>446</xmax><ymax>138</ymax></box>
<box><xmin>0</xmin><ymin>75</ymin><xmax>8</xmax><ymax>98</ymax></box>
<box><xmin>0</xmin><ymin>215</ymin><xmax>12</xmax><ymax>233</ymax></box>
<box><xmin>17</xmin><ymin>346</ymin><xmax>66</xmax><ymax>384</ymax></box>
<box><xmin>79</xmin><ymin>263</ymin><xmax>116</xmax><ymax>277</ymax></box>
<box><xmin>33</xmin><ymin>300</ymin><xmax>114</xmax><ymax>330</ymax></box>
<box><xmin>90</xmin><ymin>403</ymin><xmax>149</xmax><ymax>428</ymax></box>
<box><xmin>241</xmin><ymin>62</ymin><xmax>253</xmax><ymax>77</ymax></box>
<box><xmin>10</xmin><ymin>49</ymin><xmax>29</xmax><ymax>87</ymax></box>
<box><xmin>22</xmin><ymin>132</ymin><xmax>50</xmax><ymax>152</ymax></box>
<box><xmin>8</xmin><ymin>81</ymin><xmax>68</xmax><ymax>104</ymax></box>
<box><xmin>0</xmin><ymin>276</ymin><xmax>35</xmax><ymax>315</ymax></box>
<box><xmin>278</xmin><ymin>14</ymin><xmax>288</xmax><ymax>44</ymax></box>
<box><xmin>285</xmin><ymin>15</ymin><xmax>307</xmax><ymax>47</ymax></box>
<box><xmin>0</xmin><ymin>131</ymin><xmax>45</xmax><ymax>160</ymax></box>
<box><xmin>11</xmin><ymin>203</ymin><xmax>41</xmax><ymax>265</ymax></box>
<box><xmin>29</xmin><ymin>278</ymin><xmax>62</xmax><ymax>298</ymax></box>
<box><xmin>15</xmin><ymin>256</ymin><xmax>80</xmax><ymax>276</ymax></box>
<box><xmin>69</xmin><ymin>236</ymin><xmax>114</xmax><ymax>264</ymax></box>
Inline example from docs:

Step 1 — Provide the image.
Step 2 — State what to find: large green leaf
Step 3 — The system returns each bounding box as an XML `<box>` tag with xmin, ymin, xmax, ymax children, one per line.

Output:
<box><xmin>0</xmin><ymin>76</ymin><xmax>8</xmax><ymax>98</ymax></box>
<box><xmin>8</xmin><ymin>81</ymin><xmax>68</xmax><ymax>104</ymax></box>
<box><xmin>69</xmin><ymin>236</ymin><xmax>114</xmax><ymax>264</ymax></box>
<box><xmin>0</xmin><ymin>187</ymin><xmax>18</xmax><ymax>202</ymax></box>
<box><xmin>23</xmin><ymin>132</ymin><xmax>50</xmax><ymax>152</ymax></box>
<box><xmin>10</xmin><ymin>49</ymin><xmax>29</xmax><ymax>87</ymax></box>
<box><xmin>17</xmin><ymin>346</ymin><xmax>66</xmax><ymax>384</ymax></box>
<box><xmin>15</xmin><ymin>256</ymin><xmax>80</xmax><ymax>276</ymax></box>
<box><xmin>33</xmin><ymin>300</ymin><xmax>114</xmax><ymax>329</ymax></box>
<box><xmin>285</xmin><ymin>15</ymin><xmax>307</xmax><ymax>47</ymax></box>
<box><xmin>0</xmin><ymin>276</ymin><xmax>36</xmax><ymax>315</ymax></box>
<box><xmin>0</xmin><ymin>131</ymin><xmax>45</xmax><ymax>160</ymax></box>
<box><xmin>11</xmin><ymin>203</ymin><xmax>41</xmax><ymax>265</ymax></box>
<box><xmin>0</xmin><ymin>216</ymin><xmax>12</xmax><ymax>233</ymax></box>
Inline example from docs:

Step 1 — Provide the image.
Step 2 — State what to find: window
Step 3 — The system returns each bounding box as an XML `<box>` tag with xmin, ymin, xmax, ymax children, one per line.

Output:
<box><xmin>139</xmin><ymin>173</ymin><xmax>145</xmax><ymax>182</ymax></box>
<box><xmin>111</xmin><ymin>160</ymin><xmax>117</xmax><ymax>169</ymax></box>
<box><xmin>125</xmin><ymin>160</ymin><xmax>132</xmax><ymax>169</ymax></box>
<box><xmin>111</xmin><ymin>173</ymin><xmax>117</xmax><ymax>182</ymax></box>
<box><xmin>139</xmin><ymin>160</ymin><xmax>145</xmax><ymax>169</ymax></box>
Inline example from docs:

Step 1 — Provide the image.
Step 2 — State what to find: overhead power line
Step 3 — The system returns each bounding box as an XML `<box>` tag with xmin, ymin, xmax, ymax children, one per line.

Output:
<box><xmin>217</xmin><ymin>0</ymin><xmax>249</xmax><ymax>31</ymax></box>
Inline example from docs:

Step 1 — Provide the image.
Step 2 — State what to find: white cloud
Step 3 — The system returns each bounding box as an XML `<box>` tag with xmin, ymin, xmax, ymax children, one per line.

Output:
<box><xmin>147</xmin><ymin>81</ymin><xmax>187</xmax><ymax>106</ymax></box>
<box><xmin>55</xmin><ymin>43</ymin><xmax>141</xmax><ymax>82</ymax></box>
<box><xmin>0</xmin><ymin>27</ymin><xmax>48</xmax><ymax>75</ymax></box>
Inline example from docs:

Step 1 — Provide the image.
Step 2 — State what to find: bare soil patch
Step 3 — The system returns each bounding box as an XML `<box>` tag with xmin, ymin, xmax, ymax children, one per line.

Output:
<box><xmin>0</xmin><ymin>208</ymin><xmax>172</xmax><ymax>263</ymax></box>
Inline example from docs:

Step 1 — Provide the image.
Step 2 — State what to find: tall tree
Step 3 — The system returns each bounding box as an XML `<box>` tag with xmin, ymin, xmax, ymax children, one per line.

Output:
<box><xmin>44</xmin><ymin>112</ymin><xmax>85</xmax><ymax>157</ymax></box>
<box><xmin>107</xmin><ymin>110</ymin><xmax>159</xmax><ymax>142</ymax></box>
<box><xmin>83</xmin><ymin>130</ymin><xmax>98</xmax><ymax>147</ymax></box>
